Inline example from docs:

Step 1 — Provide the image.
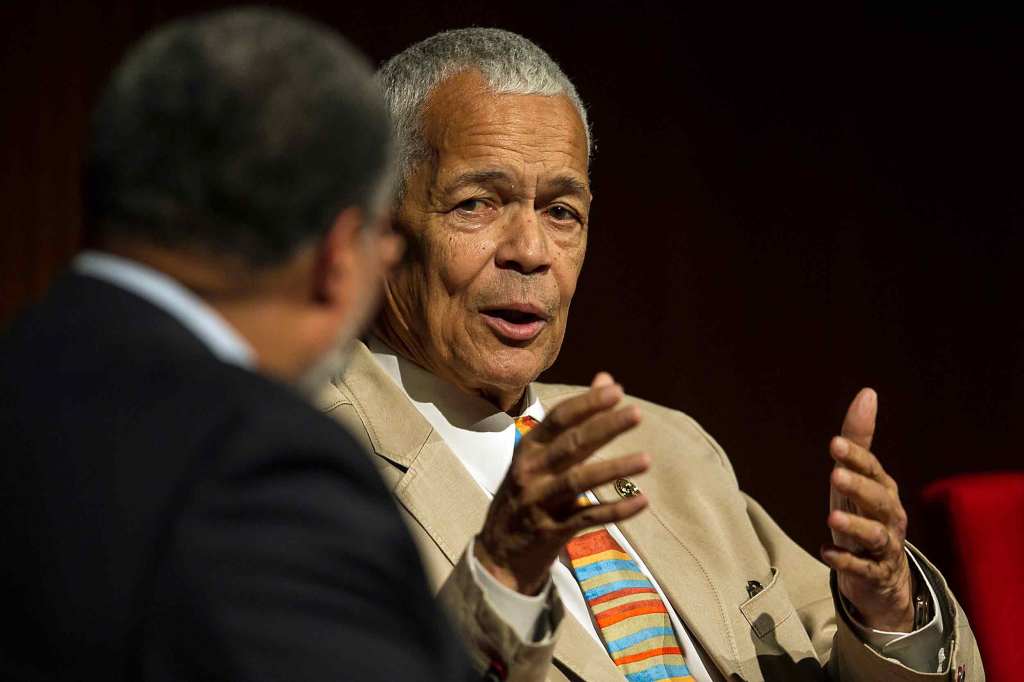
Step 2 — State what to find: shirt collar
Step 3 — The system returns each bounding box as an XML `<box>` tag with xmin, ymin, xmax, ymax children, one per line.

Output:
<box><xmin>367</xmin><ymin>335</ymin><xmax>544</xmax><ymax>495</ymax></box>
<box><xmin>72</xmin><ymin>250</ymin><xmax>256</xmax><ymax>369</ymax></box>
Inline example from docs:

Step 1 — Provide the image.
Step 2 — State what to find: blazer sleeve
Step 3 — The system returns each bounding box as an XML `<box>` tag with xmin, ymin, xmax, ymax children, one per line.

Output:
<box><xmin>138</xmin><ymin>408</ymin><xmax>476</xmax><ymax>682</ymax></box>
<box><xmin>437</xmin><ymin>545</ymin><xmax>564</xmax><ymax>682</ymax></box>
<box><xmin>742</xmin><ymin>494</ymin><xmax>985</xmax><ymax>680</ymax></box>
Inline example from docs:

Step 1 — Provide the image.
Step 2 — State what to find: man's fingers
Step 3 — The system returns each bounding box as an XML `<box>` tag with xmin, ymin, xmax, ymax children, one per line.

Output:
<box><xmin>543</xmin><ymin>405</ymin><xmax>641</xmax><ymax>472</ymax></box>
<box><xmin>831</xmin><ymin>467</ymin><xmax>902</xmax><ymax>526</ymax></box>
<box><xmin>539</xmin><ymin>452</ymin><xmax>651</xmax><ymax>503</ymax></box>
<box><xmin>591</xmin><ymin>372</ymin><xmax>615</xmax><ymax>389</ymax></box>
<box><xmin>562</xmin><ymin>495</ymin><xmax>649</xmax><ymax>532</ymax></box>
<box><xmin>531</xmin><ymin>381</ymin><xmax>624</xmax><ymax>443</ymax></box>
<box><xmin>827</xmin><ymin>510</ymin><xmax>893</xmax><ymax>557</ymax></box>
<box><xmin>820</xmin><ymin>544</ymin><xmax>884</xmax><ymax>580</ymax></box>
<box><xmin>840</xmin><ymin>387</ymin><xmax>877</xmax><ymax>450</ymax></box>
<box><xmin>830</xmin><ymin>437</ymin><xmax>897</xmax><ymax>493</ymax></box>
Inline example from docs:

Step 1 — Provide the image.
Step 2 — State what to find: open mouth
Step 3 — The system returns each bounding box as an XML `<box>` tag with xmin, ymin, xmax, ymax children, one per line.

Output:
<box><xmin>479</xmin><ymin>306</ymin><xmax>549</xmax><ymax>342</ymax></box>
<box><xmin>486</xmin><ymin>309</ymin><xmax>543</xmax><ymax>324</ymax></box>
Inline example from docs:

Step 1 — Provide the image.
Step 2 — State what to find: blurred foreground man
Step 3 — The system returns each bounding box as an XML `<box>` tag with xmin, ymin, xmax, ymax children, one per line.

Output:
<box><xmin>319</xmin><ymin>29</ymin><xmax>984</xmax><ymax>681</ymax></box>
<box><xmin>0</xmin><ymin>9</ymin><xmax>473</xmax><ymax>681</ymax></box>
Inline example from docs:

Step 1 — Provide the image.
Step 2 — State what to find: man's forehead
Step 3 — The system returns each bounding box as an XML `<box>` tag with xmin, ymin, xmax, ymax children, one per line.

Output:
<box><xmin>420</xmin><ymin>71</ymin><xmax>590</xmax><ymax>191</ymax></box>
<box><xmin>437</xmin><ymin>167</ymin><xmax>590</xmax><ymax>201</ymax></box>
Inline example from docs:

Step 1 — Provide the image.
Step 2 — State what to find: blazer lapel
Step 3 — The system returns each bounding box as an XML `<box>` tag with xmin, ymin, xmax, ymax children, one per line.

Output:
<box><xmin>333</xmin><ymin>341</ymin><xmax>431</xmax><ymax>469</ymax></box>
<box><xmin>336</xmin><ymin>343</ymin><xmax>488</xmax><ymax>565</ymax></box>
<box><xmin>395</xmin><ymin>436</ymin><xmax>491</xmax><ymax>565</ymax></box>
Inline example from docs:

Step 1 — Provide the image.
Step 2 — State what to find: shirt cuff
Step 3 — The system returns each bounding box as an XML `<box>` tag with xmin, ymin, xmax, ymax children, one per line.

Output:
<box><xmin>841</xmin><ymin>547</ymin><xmax>949</xmax><ymax>673</ymax></box>
<box><xmin>467</xmin><ymin>538</ymin><xmax>557</xmax><ymax>644</ymax></box>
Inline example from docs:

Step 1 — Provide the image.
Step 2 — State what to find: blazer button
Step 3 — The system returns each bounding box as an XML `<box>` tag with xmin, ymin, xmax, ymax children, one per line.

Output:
<box><xmin>614</xmin><ymin>478</ymin><xmax>641</xmax><ymax>498</ymax></box>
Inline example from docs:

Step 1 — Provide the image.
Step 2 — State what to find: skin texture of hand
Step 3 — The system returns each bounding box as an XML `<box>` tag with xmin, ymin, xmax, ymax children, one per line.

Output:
<box><xmin>822</xmin><ymin>388</ymin><xmax>915</xmax><ymax>632</ymax></box>
<box><xmin>474</xmin><ymin>373</ymin><xmax>650</xmax><ymax>595</ymax></box>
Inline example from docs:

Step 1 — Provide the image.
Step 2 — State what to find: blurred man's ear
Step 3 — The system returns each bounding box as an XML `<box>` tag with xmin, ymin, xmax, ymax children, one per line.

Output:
<box><xmin>313</xmin><ymin>205</ymin><xmax>366</xmax><ymax>305</ymax></box>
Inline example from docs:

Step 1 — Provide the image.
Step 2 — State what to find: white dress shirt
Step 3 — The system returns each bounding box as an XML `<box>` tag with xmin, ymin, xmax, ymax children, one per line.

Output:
<box><xmin>368</xmin><ymin>337</ymin><xmax>949</xmax><ymax>678</ymax></box>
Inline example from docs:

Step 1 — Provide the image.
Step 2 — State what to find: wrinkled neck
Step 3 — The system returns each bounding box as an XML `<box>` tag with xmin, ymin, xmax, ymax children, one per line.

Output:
<box><xmin>372</xmin><ymin>284</ymin><xmax>526</xmax><ymax>415</ymax></box>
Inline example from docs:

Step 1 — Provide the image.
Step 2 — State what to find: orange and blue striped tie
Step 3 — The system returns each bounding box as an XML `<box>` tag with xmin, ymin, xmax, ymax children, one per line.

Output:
<box><xmin>514</xmin><ymin>416</ymin><xmax>693</xmax><ymax>682</ymax></box>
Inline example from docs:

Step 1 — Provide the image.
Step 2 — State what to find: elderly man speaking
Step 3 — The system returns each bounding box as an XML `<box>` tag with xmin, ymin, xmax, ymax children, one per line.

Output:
<box><xmin>318</xmin><ymin>29</ymin><xmax>982</xmax><ymax>682</ymax></box>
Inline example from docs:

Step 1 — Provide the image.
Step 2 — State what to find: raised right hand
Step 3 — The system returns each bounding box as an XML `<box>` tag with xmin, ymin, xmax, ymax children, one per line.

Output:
<box><xmin>474</xmin><ymin>372</ymin><xmax>650</xmax><ymax>595</ymax></box>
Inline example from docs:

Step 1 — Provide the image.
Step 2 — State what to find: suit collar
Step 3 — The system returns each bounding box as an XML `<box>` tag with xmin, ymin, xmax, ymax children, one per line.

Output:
<box><xmin>335</xmin><ymin>341</ymin><xmax>432</xmax><ymax>469</ymax></box>
<box><xmin>334</xmin><ymin>343</ymin><xmax>476</xmax><ymax>563</ymax></box>
<box><xmin>50</xmin><ymin>272</ymin><xmax>221</xmax><ymax>367</ymax></box>
<box><xmin>364</xmin><ymin>337</ymin><xmax>544</xmax><ymax>496</ymax></box>
<box><xmin>72</xmin><ymin>251</ymin><xmax>255</xmax><ymax>369</ymax></box>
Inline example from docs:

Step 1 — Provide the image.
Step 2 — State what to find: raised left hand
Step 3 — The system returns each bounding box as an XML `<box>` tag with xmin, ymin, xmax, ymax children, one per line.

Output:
<box><xmin>821</xmin><ymin>388</ymin><xmax>915</xmax><ymax>632</ymax></box>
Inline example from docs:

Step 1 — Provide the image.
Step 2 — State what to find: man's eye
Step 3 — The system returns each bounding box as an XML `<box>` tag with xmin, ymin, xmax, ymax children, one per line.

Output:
<box><xmin>454</xmin><ymin>199</ymin><xmax>487</xmax><ymax>213</ymax></box>
<box><xmin>547</xmin><ymin>205</ymin><xmax>580</xmax><ymax>223</ymax></box>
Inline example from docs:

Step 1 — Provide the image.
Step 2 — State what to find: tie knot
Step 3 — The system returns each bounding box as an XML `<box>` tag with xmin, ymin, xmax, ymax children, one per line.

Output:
<box><xmin>513</xmin><ymin>415</ymin><xmax>539</xmax><ymax>449</ymax></box>
<box><xmin>514</xmin><ymin>415</ymin><xmax>539</xmax><ymax>435</ymax></box>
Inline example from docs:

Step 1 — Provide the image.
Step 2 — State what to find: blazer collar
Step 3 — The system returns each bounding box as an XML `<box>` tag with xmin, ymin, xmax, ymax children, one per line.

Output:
<box><xmin>336</xmin><ymin>341</ymin><xmax>432</xmax><ymax>469</ymax></box>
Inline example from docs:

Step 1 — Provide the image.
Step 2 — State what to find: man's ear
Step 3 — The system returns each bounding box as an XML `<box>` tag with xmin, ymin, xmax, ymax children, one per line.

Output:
<box><xmin>313</xmin><ymin>205</ymin><xmax>365</xmax><ymax>305</ymax></box>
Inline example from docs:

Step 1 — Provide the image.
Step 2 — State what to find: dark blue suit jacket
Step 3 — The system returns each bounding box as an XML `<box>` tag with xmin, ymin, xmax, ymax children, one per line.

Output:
<box><xmin>0</xmin><ymin>272</ymin><xmax>473</xmax><ymax>681</ymax></box>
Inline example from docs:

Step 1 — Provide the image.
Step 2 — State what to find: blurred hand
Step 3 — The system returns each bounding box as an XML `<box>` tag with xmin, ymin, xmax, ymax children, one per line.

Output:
<box><xmin>822</xmin><ymin>388</ymin><xmax>915</xmax><ymax>632</ymax></box>
<box><xmin>474</xmin><ymin>373</ymin><xmax>650</xmax><ymax>595</ymax></box>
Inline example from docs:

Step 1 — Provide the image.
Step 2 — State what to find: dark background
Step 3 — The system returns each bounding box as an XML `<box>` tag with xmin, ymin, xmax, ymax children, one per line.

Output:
<box><xmin>2</xmin><ymin>2</ymin><xmax>1021</xmax><ymax>577</ymax></box>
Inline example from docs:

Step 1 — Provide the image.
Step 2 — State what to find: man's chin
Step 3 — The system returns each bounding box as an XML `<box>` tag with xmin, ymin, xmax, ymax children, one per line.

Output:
<box><xmin>471</xmin><ymin>346</ymin><xmax>551</xmax><ymax>392</ymax></box>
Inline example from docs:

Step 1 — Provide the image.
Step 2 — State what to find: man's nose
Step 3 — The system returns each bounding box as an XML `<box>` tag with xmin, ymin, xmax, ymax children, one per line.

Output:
<box><xmin>494</xmin><ymin>206</ymin><xmax>551</xmax><ymax>275</ymax></box>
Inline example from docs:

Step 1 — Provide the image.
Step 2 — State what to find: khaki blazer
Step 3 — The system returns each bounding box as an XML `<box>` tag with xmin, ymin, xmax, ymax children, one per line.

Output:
<box><xmin>318</xmin><ymin>342</ymin><xmax>984</xmax><ymax>682</ymax></box>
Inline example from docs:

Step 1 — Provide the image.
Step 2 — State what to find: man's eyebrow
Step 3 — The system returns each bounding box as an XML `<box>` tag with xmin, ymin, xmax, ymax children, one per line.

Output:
<box><xmin>541</xmin><ymin>175</ymin><xmax>591</xmax><ymax>201</ymax></box>
<box><xmin>440</xmin><ymin>169</ymin><xmax>515</xmax><ymax>195</ymax></box>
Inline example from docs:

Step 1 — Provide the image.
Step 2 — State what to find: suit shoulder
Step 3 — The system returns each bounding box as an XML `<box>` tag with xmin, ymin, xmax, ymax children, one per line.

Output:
<box><xmin>532</xmin><ymin>381</ymin><xmax>587</xmax><ymax>403</ymax></box>
<box><xmin>313</xmin><ymin>377</ymin><xmax>352</xmax><ymax>413</ymax></box>
<box><xmin>220</xmin><ymin>369</ymin><xmax>364</xmax><ymax>455</ymax></box>
<box><xmin>535</xmin><ymin>381</ymin><xmax>732</xmax><ymax>471</ymax></box>
<box><xmin>310</xmin><ymin>379</ymin><xmax>375</xmax><ymax>452</ymax></box>
<box><xmin>534</xmin><ymin>381</ymin><xmax>715</xmax><ymax>443</ymax></box>
<box><xmin>179</xmin><ymin>364</ymin><xmax>372</xmax><ymax>481</ymax></box>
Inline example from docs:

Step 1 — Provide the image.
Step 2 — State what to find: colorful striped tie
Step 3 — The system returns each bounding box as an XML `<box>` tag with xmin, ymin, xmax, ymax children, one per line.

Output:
<box><xmin>513</xmin><ymin>416</ymin><xmax>693</xmax><ymax>682</ymax></box>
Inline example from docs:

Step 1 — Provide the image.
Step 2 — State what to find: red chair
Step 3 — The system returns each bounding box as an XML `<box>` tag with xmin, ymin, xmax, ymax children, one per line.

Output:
<box><xmin>921</xmin><ymin>472</ymin><xmax>1024</xmax><ymax>681</ymax></box>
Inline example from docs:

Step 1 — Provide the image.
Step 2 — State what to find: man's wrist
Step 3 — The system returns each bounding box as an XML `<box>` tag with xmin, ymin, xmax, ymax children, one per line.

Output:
<box><xmin>473</xmin><ymin>533</ymin><xmax>548</xmax><ymax>596</ymax></box>
<box><xmin>855</xmin><ymin>593</ymin><xmax>915</xmax><ymax>632</ymax></box>
<box><xmin>835</xmin><ymin>546</ymin><xmax>948</xmax><ymax>674</ymax></box>
<box><xmin>468</xmin><ymin>538</ymin><xmax>557</xmax><ymax>644</ymax></box>
<box><xmin>844</xmin><ymin>557</ymin><xmax>916</xmax><ymax>632</ymax></box>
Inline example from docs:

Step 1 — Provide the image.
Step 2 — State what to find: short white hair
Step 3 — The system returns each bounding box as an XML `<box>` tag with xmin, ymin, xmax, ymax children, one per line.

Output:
<box><xmin>377</xmin><ymin>27</ymin><xmax>592</xmax><ymax>199</ymax></box>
